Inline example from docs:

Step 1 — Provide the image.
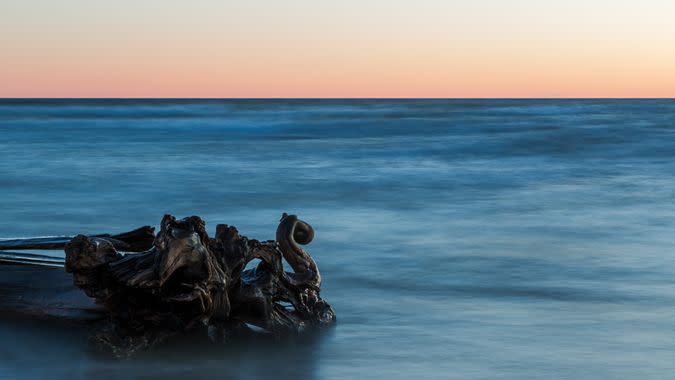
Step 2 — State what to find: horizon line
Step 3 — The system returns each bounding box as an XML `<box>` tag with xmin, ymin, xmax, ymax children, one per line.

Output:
<box><xmin>1</xmin><ymin>97</ymin><xmax>674</xmax><ymax>100</ymax></box>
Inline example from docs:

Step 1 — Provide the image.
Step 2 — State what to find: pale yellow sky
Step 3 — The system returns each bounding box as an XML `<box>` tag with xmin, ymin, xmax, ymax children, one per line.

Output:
<box><xmin>1</xmin><ymin>0</ymin><xmax>674</xmax><ymax>97</ymax></box>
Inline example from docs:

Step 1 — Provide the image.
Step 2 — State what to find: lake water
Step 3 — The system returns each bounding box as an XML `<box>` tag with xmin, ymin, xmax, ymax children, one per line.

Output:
<box><xmin>1</xmin><ymin>99</ymin><xmax>675</xmax><ymax>379</ymax></box>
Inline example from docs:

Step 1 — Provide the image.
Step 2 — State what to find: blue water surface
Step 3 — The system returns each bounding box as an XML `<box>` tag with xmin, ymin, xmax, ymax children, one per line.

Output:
<box><xmin>1</xmin><ymin>99</ymin><xmax>675</xmax><ymax>379</ymax></box>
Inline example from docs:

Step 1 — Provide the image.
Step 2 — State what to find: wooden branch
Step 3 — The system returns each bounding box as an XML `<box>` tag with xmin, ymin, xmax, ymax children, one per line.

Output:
<box><xmin>0</xmin><ymin>251</ymin><xmax>64</xmax><ymax>268</ymax></box>
<box><xmin>0</xmin><ymin>226</ymin><xmax>155</xmax><ymax>252</ymax></box>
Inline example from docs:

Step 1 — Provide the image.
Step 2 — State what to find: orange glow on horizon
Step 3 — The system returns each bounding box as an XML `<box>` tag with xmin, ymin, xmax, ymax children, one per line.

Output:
<box><xmin>1</xmin><ymin>0</ymin><xmax>674</xmax><ymax>98</ymax></box>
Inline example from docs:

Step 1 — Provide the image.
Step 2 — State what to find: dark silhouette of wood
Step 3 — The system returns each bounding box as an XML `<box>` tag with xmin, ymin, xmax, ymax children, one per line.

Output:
<box><xmin>0</xmin><ymin>265</ymin><xmax>102</xmax><ymax>322</ymax></box>
<box><xmin>0</xmin><ymin>251</ymin><xmax>64</xmax><ymax>267</ymax></box>
<box><xmin>0</xmin><ymin>226</ymin><xmax>155</xmax><ymax>252</ymax></box>
<box><xmin>57</xmin><ymin>213</ymin><xmax>335</xmax><ymax>356</ymax></box>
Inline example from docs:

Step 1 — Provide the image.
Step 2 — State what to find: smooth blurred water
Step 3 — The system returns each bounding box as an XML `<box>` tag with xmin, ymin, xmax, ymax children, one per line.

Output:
<box><xmin>1</xmin><ymin>99</ymin><xmax>675</xmax><ymax>379</ymax></box>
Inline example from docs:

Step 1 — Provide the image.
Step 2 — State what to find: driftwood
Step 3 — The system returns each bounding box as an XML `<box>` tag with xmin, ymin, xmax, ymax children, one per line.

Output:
<box><xmin>0</xmin><ymin>265</ymin><xmax>102</xmax><ymax>322</ymax></box>
<box><xmin>0</xmin><ymin>213</ymin><xmax>335</xmax><ymax>356</ymax></box>
<box><xmin>0</xmin><ymin>226</ymin><xmax>155</xmax><ymax>252</ymax></box>
<box><xmin>0</xmin><ymin>251</ymin><xmax>64</xmax><ymax>267</ymax></box>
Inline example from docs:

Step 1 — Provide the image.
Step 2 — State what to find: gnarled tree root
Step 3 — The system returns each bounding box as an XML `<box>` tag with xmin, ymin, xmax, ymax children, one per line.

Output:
<box><xmin>63</xmin><ymin>213</ymin><xmax>335</xmax><ymax>357</ymax></box>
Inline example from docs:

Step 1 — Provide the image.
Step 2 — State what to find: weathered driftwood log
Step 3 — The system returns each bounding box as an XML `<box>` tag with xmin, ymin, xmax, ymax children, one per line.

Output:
<box><xmin>0</xmin><ymin>251</ymin><xmax>64</xmax><ymax>267</ymax></box>
<box><xmin>0</xmin><ymin>265</ymin><xmax>102</xmax><ymax>321</ymax></box>
<box><xmin>62</xmin><ymin>213</ymin><xmax>335</xmax><ymax>355</ymax></box>
<box><xmin>0</xmin><ymin>226</ymin><xmax>155</xmax><ymax>252</ymax></box>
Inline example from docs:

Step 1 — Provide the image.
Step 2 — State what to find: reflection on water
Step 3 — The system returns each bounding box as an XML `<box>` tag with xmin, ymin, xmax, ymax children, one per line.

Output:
<box><xmin>0</xmin><ymin>317</ymin><xmax>330</xmax><ymax>380</ymax></box>
<box><xmin>1</xmin><ymin>99</ymin><xmax>675</xmax><ymax>379</ymax></box>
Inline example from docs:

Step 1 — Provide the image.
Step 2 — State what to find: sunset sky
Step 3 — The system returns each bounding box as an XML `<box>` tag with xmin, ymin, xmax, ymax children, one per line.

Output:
<box><xmin>1</xmin><ymin>0</ymin><xmax>674</xmax><ymax>98</ymax></box>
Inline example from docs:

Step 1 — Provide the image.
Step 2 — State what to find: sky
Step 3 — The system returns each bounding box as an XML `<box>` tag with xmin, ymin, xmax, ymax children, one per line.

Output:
<box><xmin>1</xmin><ymin>0</ymin><xmax>674</xmax><ymax>98</ymax></box>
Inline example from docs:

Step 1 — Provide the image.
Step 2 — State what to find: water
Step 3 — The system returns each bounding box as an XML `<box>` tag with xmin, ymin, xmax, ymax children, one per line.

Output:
<box><xmin>1</xmin><ymin>99</ymin><xmax>674</xmax><ymax>379</ymax></box>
